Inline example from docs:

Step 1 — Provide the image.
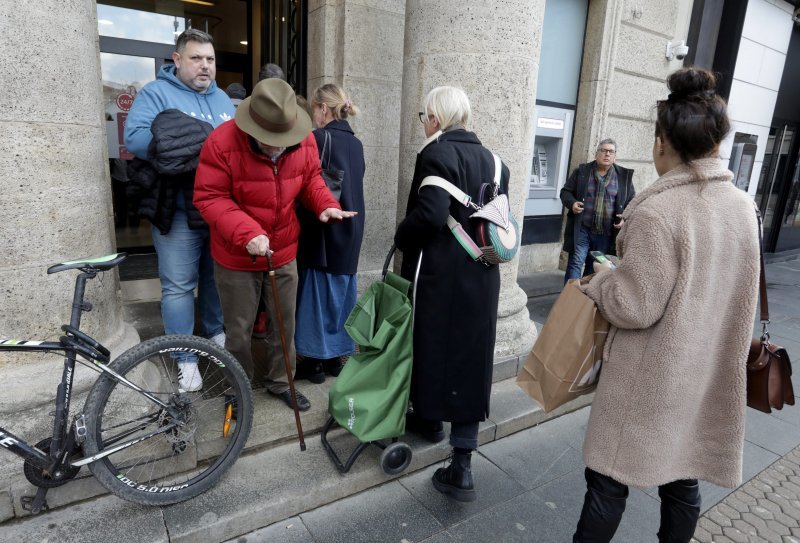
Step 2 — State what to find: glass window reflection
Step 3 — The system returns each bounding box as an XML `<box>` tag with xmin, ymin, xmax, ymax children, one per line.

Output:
<box><xmin>97</xmin><ymin>4</ymin><xmax>185</xmax><ymax>44</ymax></box>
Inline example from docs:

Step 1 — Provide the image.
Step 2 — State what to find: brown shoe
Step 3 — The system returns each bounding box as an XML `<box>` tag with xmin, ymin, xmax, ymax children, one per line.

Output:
<box><xmin>271</xmin><ymin>389</ymin><xmax>311</xmax><ymax>411</ymax></box>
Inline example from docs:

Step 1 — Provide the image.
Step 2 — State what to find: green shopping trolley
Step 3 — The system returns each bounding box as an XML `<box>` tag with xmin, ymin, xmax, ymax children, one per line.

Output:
<box><xmin>321</xmin><ymin>246</ymin><xmax>414</xmax><ymax>475</ymax></box>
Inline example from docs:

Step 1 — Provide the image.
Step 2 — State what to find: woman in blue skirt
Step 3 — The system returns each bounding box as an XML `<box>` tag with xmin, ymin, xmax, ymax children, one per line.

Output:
<box><xmin>295</xmin><ymin>84</ymin><xmax>366</xmax><ymax>382</ymax></box>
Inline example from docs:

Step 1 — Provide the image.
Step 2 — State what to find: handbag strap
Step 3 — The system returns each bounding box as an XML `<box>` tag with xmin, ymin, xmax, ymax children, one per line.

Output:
<box><xmin>755</xmin><ymin>207</ymin><xmax>770</xmax><ymax>336</ymax></box>
<box><xmin>416</xmin><ymin>153</ymin><xmax>504</xmax><ymax>267</ymax></box>
<box><xmin>492</xmin><ymin>153</ymin><xmax>502</xmax><ymax>187</ymax></box>
<box><xmin>419</xmin><ymin>176</ymin><xmax>477</xmax><ymax>209</ymax></box>
<box><xmin>320</xmin><ymin>129</ymin><xmax>332</xmax><ymax>169</ymax></box>
<box><xmin>418</xmin><ymin>153</ymin><xmax>503</xmax><ymax>209</ymax></box>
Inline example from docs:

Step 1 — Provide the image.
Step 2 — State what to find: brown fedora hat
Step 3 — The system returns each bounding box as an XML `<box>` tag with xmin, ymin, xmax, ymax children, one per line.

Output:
<box><xmin>235</xmin><ymin>79</ymin><xmax>311</xmax><ymax>147</ymax></box>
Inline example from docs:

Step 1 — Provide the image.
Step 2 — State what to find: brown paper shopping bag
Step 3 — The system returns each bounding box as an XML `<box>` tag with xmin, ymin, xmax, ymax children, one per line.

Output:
<box><xmin>516</xmin><ymin>280</ymin><xmax>609</xmax><ymax>412</ymax></box>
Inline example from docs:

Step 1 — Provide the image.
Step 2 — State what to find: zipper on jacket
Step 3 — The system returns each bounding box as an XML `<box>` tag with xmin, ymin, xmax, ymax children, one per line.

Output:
<box><xmin>272</xmin><ymin>159</ymin><xmax>281</xmax><ymax>234</ymax></box>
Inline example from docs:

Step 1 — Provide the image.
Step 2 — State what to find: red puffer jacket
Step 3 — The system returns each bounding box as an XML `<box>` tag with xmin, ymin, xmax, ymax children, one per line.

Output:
<box><xmin>194</xmin><ymin>121</ymin><xmax>340</xmax><ymax>271</ymax></box>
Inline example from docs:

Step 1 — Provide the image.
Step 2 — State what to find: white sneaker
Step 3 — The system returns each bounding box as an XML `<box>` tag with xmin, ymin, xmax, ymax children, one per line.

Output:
<box><xmin>177</xmin><ymin>362</ymin><xmax>203</xmax><ymax>392</ymax></box>
<box><xmin>209</xmin><ymin>332</ymin><xmax>226</xmax><ymax>348</ymax></box>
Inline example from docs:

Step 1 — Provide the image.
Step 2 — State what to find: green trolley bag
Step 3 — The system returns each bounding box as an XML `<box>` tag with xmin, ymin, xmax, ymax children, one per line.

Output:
<box><xmin>328</xmin><ymin>269</ymin><xmax>413</xmax><ymax>443</ymax></box>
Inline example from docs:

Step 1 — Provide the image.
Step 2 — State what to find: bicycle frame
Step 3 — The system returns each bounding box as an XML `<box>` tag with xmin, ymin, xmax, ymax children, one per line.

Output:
<box><xmin>0</xmin><ymin>270</ymin><xmax>178</xmax><ymax>475</ymax></box>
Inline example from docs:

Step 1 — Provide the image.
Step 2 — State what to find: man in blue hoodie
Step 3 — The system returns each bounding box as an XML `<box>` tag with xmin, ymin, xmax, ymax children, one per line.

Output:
<box><xmin>124</xmin><ymin>29</ymin><xmax>234</xmax><ymax>392</ymax></box>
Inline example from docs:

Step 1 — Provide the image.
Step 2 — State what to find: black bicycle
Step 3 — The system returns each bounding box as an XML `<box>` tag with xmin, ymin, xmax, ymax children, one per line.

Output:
<box><xmin>0</xmin><ymin>253</ymin><xmax>253</xmax><ymax>514</ymax></box>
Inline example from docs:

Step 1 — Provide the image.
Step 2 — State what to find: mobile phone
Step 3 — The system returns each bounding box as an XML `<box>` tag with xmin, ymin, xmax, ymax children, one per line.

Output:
<box><xmin>590</xmin><ymin>251</ymin><xmax>616</xmax><ymax>269</ymax></box>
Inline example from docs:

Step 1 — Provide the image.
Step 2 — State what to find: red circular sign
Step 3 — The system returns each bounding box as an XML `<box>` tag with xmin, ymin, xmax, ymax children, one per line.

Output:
<box><xmin>116</xmin><ymin>93</ymin><xmax>134</xmax><ymax>111</ymax></box>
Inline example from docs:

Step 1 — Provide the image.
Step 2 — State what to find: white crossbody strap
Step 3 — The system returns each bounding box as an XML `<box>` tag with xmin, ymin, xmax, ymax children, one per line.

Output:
<box><xmin>419</xmin><ymin>176</ymin><xmax>472</xmax><ymax>207</ymax></box>
<box><xmin>419</xmin><ymin>153</ymin><xmax>501</xmax><ymax>202</ymax></box>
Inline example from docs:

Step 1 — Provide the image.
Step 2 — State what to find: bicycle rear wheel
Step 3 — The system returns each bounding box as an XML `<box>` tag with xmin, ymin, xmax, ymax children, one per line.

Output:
<box><xmin>82</xmin><ymin>335</ymin><xmax>253</xmax><ymax>506</ymax></box>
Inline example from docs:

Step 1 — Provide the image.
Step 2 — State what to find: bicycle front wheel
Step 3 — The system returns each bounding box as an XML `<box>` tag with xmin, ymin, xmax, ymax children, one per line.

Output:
<box><xmin>82</xmin><ymin>335</ymin><xmax>253</xmax><ymax>506</ymax></box>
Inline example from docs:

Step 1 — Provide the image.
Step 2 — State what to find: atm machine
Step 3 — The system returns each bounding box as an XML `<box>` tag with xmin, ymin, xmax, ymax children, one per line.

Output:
<box><xmin>525</xmin><ymin>105</ymin><xmax>574</xmax><ymax>216</ymax></box>
<box><xmin>728</xmin><ymin>132</ymin><xmax>758</xmax><ymax>192</ymax></box>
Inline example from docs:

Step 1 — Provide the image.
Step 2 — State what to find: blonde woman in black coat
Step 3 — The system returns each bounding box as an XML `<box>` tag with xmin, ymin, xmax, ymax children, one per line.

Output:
<box><xmin>395</xmin><ymin>86</ymin><xmax>508</xmax><ymax>502</ymax></box>
<box><xmin>295</xmin><ymin>84</ymin><xmax>366</xmax><ymax>382</ymax></box>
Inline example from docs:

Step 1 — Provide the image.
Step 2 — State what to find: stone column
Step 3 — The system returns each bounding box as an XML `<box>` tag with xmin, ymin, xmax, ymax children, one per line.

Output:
<box><xmin>0</xmin><ymin>2</ymin><xmax>137</xmax><ymax>417</ymax></box>
<box><xmin>307</xmin><ymin>0</ymin><xmax>406</xmax><ymax>285</ymax></box>
<box><xmin>398</xmin><ymin>1</ymin><xmax>544</xmax><ymax>372</ymax></box>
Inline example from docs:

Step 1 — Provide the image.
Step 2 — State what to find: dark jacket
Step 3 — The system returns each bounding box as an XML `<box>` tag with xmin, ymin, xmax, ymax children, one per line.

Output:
<box><xmin>394</xmin><ymin>129</ymin><xmax>507</xmax><ymax>423</ymax></box>
<box><xmin>296</xmin><ymin>120</ymin><xmax>366</xmax><ymax>275</ymax></box>
<box><xmin>126</xmin><ymin>109</ymin><xmax>213</xmax><ymax>234</ymax></box>
<box><xmin>560</xmin><ymin>161</ymin><xmax>635</xmax><ymax>256</ymax></box>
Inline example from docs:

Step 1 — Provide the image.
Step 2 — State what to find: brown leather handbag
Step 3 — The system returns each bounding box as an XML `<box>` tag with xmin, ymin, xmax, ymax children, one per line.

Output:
<box><xmin>747</xmin><ymin>211</ymin><xmax>794</xmax><ymax>413</ymax></box>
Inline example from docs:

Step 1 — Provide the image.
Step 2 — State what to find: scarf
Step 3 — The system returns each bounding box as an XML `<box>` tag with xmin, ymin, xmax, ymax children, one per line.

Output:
<box><xmin>592</xmin><ymin>165</ymin><xmax>617</xmax><ymax>235</ymax></box>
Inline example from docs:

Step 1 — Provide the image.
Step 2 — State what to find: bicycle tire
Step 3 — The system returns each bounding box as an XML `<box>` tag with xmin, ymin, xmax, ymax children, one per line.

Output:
<box><xmin>82</xmin><ymin>335</ymin><xmax>253</xmax><ymax>506</ymax></box>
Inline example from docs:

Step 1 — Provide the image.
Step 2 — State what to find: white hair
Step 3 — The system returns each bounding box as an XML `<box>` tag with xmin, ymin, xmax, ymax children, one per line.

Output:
<box><xmin>423</xmin><ymin>86</ymin><xmax>471</xmax><ymax>130</ymax></box>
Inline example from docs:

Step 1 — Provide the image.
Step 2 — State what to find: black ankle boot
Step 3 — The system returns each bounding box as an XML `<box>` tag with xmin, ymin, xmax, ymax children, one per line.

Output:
<box><xmin>405</xmin><ymin>411</ymin><xmax>445</xmax><ymax>443</ymax></box>
<box><xmin>295</xmin><ymin>357</ymin><xmax>325</xmax><ymax>384</ymax></box>
<box><xmin>432</xmin><ymin>449</ymin><xmax>476</xmax><ymax>502</ymax></box>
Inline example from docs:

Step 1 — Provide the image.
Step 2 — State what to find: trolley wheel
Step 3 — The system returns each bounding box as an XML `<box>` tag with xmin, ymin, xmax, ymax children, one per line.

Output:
<box><xmin>380</xmin><ymin>442</ymin><xmax>412</xmax><ymax>475</ymax></box>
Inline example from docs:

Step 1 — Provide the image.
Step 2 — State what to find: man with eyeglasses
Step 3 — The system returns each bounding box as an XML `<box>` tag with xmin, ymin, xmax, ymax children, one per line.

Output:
<box><xmin>560</xmin><ymin>138</ymin><xmax>635</xmax><ymax>282</ymax></box>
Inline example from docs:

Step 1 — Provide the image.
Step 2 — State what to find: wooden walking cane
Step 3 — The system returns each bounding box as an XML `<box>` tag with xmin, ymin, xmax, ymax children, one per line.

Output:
<box><xmin>264</xmin><ymin>253</ymin><xmax>307</xmax><ymax>451</ymax></box>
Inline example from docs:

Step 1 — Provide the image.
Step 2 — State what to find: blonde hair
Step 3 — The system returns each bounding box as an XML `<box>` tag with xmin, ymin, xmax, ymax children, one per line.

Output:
<box><xmin>311</xmin><ymin>84</ymin><xmax>359</xmax><ymax>120</ymax></box>
<box><xmin>423</xmin><ymin>86</ymin><xmax>470</xmax><ymax>130</ymax></box>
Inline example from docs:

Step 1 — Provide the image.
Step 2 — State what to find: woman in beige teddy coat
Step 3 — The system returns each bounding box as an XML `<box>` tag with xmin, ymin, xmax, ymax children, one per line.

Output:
<box><xmin>572</xmin><ymin>68</ymin><xmax>761</xmax><ymax>543</ymax></box>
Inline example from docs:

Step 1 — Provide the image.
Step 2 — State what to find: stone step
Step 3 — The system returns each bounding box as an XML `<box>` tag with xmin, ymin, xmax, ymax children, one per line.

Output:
<box><xmin>1</xmin><ymin>377</ymin><xmax>593</xmax><ymax>539</ymax></box>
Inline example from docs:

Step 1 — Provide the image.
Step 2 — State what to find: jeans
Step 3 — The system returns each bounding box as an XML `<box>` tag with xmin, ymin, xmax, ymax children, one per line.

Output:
<box><xmin>450</xmin><ymin>421</ymin><xmax>479</xmax><ymax>450</ymax></box>
<box><xmin>565</xmin><ymin>224</ymin><xmax>613</xmax><ymax>283</ymax></box>
<box><xmin>573</xmin><ymin>468</ymin><xmax>701</xmax><ymax>543</ymax></box>
<box><xmin>151</xmin><ymin>207</ymin><xmax>224</xmax><ymax>363</ymax></box>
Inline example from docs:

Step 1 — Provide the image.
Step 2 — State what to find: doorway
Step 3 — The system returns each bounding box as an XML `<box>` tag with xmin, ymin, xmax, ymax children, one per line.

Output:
<box><xmin>755</xmin><ymin>124</ymin><xmax>800</xmax><ymax>253</ymax></box>
<box><xmin>97</xmin><ymin>1</ymin><xmax>250</xmax><ymax>280</ymax></box>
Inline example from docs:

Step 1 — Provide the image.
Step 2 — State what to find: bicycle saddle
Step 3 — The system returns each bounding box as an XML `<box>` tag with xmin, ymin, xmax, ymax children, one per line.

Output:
<box><xmin>47</xmin><ymin>253</ymin><xmax>128</xmax><ymax>274</ymax></box>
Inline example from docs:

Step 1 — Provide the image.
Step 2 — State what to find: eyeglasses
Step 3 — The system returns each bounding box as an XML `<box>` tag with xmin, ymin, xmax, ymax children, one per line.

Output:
<box><xmin>418</xmin><ymin>111</ymin><xmax>431</xmax><ymax>124</ymax></box>
<box><xmin>597</xmin><ymin>148</ymin><xmax>616</xmax><ymax>155</ymax></box>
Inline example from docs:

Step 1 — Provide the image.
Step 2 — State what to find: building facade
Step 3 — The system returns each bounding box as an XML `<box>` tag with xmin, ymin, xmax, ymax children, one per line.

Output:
<box><xmin>1</xmin><ymin>0</ymin><xmax>798</xmax><ymax>447</ymax></box>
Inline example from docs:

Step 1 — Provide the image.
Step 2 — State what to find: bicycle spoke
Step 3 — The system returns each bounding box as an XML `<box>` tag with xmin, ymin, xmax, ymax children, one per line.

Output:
<box><xmin>83</xmin><ymin>336</ymin><xmax>252</xmax><ymax>505</ymax></box>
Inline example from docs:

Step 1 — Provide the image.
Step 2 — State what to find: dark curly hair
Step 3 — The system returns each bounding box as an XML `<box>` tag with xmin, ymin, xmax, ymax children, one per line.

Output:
<box><xmin>656</xmin><ymin>68</ymin><xmax>731</xmax><ymax>163</ymax></box>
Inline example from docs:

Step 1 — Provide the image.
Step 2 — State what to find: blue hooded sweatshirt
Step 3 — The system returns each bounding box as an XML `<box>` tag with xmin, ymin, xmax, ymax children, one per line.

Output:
<box><xmin>124</xmin><ymin>64</ymin><xmax>235</xmax><ymax>160</ymax></box>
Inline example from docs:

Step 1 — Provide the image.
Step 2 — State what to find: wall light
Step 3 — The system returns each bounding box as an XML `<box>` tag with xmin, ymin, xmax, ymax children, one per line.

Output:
<box><xmin>240</xmin><ymin>41</ymin><xmax>248</xmax><ymax>45</ymax></box>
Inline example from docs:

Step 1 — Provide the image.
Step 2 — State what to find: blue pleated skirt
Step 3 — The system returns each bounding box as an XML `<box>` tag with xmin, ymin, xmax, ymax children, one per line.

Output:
<box><xmin>295</xmin><ymin>269</ymin><xmax>357</xmax><ymax>358</ymax></box>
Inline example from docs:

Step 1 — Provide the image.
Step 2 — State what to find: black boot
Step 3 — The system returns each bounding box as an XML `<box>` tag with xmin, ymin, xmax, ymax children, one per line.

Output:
<box><xmin>295</xmin><ymin>356</ymin><xmax>325</xmax><ymax>384</ymax></box>
<box><xmin>405</xmin><ymin>411</ymin><xmax>445</xmax><ymax>443</ymax></box>
<box><xmin>323</xmin><ymin>356</ymin><xmax>347</xmax><ymax>377</ymax></box>
<box><xmin>432</xmin><ymin>449</ymin><xmax>476</xmax><ymax>502</ymax></box>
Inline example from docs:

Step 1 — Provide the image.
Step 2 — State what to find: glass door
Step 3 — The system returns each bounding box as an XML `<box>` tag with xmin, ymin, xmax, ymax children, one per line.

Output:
<box><xmin>96</xmin><ymin>1</ymin><xmax>251</xmax><ymax>280</ymax></box>
<box><xmin>775</xmin><ymin>131</ymin><xmax>800</xmax><ymax>252</ymax></box>
<box><xmin>102</xmin><ymin>53</ymin><xmax>158</xmax><ymax>250</ymax></box>
<box><xmin>756</xmin><ymin>124</ymin><xmax>800</xmax><ymax>252</ymax></box>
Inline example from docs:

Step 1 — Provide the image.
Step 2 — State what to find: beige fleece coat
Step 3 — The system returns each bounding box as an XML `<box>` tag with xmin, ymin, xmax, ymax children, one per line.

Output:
<box><xmin>583</xmin><ymin>158</ymin><xmax>760</xmax><ymax>489</ymax></box>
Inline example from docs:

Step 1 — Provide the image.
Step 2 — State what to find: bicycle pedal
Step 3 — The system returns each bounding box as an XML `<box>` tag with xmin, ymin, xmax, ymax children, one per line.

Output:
<box><xmin>20</xmin><ymin>493</ymin><xmax>49</xmax><ymax>514</ymax></box>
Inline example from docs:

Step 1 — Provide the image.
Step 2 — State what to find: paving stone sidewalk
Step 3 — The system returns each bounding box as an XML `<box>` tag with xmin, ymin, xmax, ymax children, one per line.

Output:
<box><xmin>693</xmin><ymin>446</ymin><xmax>800</xmax><ymax>543</ymax></box>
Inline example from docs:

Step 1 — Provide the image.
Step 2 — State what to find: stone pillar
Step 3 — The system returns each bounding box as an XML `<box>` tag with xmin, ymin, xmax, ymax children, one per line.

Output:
<box><xmin>398</xmin><ymin>0</ymin><xmax>544</xmax><ymax>370</ymax></box>
<box><xmin>0</xmin><ymin>2</ymin><xmax>137</xmax><ymax>414</ymax></box>
<box><xmin>307</xmin><ymin>0</ymin><xmax>406</xmax><ymax>285</ymax></box>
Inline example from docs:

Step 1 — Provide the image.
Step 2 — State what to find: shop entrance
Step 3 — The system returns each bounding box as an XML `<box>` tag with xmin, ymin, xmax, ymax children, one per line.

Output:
<box><xmin>757</xmin><ymin>124</ymin><xmax>800</xmax><ymax>253</ymax></box>
<box><xmin>97</xmin><ymin>1</ymin><xmax>250</xmax><ymax>280</ymax></box>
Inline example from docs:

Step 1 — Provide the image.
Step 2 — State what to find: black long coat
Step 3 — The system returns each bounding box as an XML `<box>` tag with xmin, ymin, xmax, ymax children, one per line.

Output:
<box><xmin>296</xmin><ymin>120</ymin><xmax>366</xmax><ymax>274</ymax></box>
<box><xmin>394</xmin><ymin>129</ymin><xmax>507</xmax><ymax>423</ymax></box>
<box><xmin>559</xmin><ymin>161</ymin><xmax>635</xmax><ymax>256</ymax></box>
